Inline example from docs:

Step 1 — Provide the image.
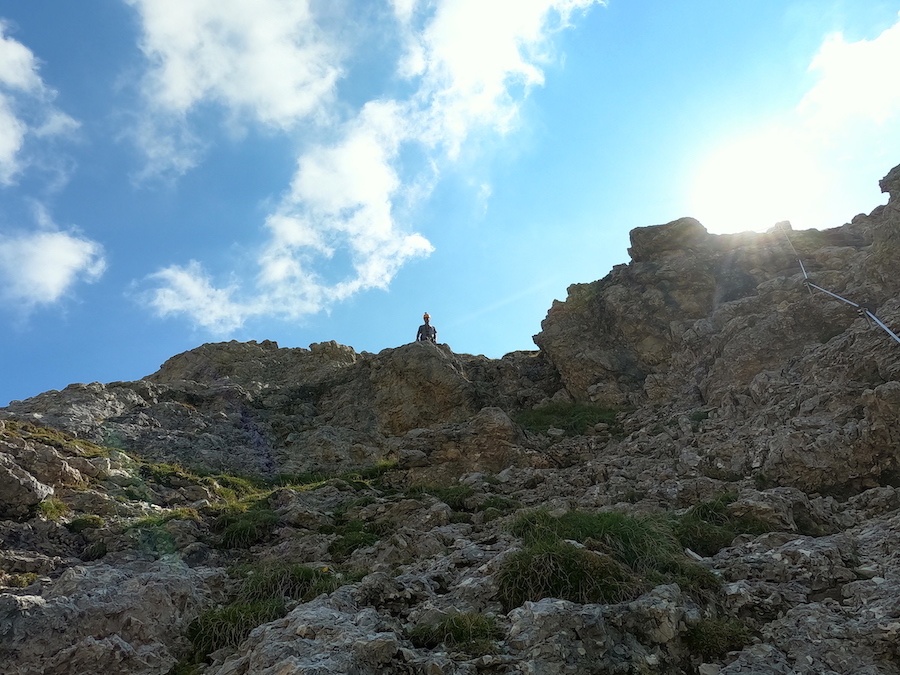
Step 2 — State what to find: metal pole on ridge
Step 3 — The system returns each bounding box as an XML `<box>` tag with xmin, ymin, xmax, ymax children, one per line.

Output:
<box><xmin>777</xmin><ymin>222</ymin><xmax>900</xmax><ymax>346</ymax></box>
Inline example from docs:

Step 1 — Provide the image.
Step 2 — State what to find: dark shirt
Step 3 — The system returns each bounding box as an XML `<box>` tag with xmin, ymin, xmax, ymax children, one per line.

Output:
<box><xmin>416</xmin><ymin>323</ymin><xmax>437</xmax><ymax>343</ymax></box>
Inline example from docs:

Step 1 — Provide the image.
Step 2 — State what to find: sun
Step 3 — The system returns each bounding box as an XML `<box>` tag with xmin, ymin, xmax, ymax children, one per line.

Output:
<box><xmin>688</xmin><ymin>126</ymin><xmax>825</xmax><ymax>234</ymax></box>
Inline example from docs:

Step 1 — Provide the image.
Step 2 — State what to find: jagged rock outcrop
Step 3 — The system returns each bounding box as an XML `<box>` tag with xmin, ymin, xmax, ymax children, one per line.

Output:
<box><xmin>531</xmin><ymin>168</ymin><xmax>900</xmax><ymax>496</ymax></box>
<box><xmin>2</xmin><ymin>341</ymin><xmax>560</xmax><ymax>480</ymax></box>
<box><xmin>533</xmin><ymin>217</ymin><xmax>877</xmax><ymax>408</ymax></box>
<box><xmin>1</xmin><ymin>558</ymin><xmax>222</xmax><ymax>675</ymax></box>
<box><xmin>203</xmin><ymin>586</ymin><xmax>404</xmax><ymax>675</ymax></box>
<box><xmin>2</xmin><ymin>163</ymin><xmax>900</xmax><ymax>674</ymax></box>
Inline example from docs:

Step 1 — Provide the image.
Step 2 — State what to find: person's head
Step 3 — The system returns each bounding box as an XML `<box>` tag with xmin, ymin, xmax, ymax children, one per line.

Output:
<box><xmin>423</xmin><ymin>312</ymin><xmax>430</xmax><ymax>323</ymax></box>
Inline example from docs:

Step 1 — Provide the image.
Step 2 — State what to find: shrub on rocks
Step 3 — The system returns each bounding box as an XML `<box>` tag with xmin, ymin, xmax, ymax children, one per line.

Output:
<box><xmin>514</xmin><ymin>402</ymin><xmax>620</xmax><ymax>436</ymax></box>
<box><xmin>497</xmin><ymin>539</ymin><xmax>641</xmax><ymax>611</ymax></box>
<box><xmin>213</xmin><ymin>499</ymin><xmax>279</xmax><ymax>549</ymax></box>
<box><xmin>409</xmin><ymin>612</ymin><xmax>503</xmax><ymax>655</ymax></box>
<box><xmin>684</xmin><ymin>616</ymin><xmax>755</xmax><ymax>660</ymax></box>
<box><xmin>408</xmin><ymin>484</ymin><xmax>476</xmax><ymax>511</ymax></box>
<box><xmin>36</xmin><ymin>496</ymin><xmax>69</xmax><ymax>520</ymax></box>
<box><xmin>181</xmin><ymin>563</ymin><xmax>345</xmax><ymax>668</ymax></box>
<box><xmin>673</xmin><ymin>492</ymin><xmax>774</xmax><ymax>556</ymax></box>
<box><xmin>66</xmin><ymin>514</ymin><xmax>104</xmax><ymax>533</ymax></box>
<box><xmin>186</xmin><ymin>599</ymin><xmax>285</xmax><ymax>660</ymax></box>
<box><xmin>81</xmin><ymin>540</ymin><xmax>107</xmax><ymax>561</ymax></box>
<box><xmin>325</xmin><ymin>519</ymin><xmax>381</xmax><ymax>560</ymax></box>
<box><xmin>4</xmin><ymin>571</ymin><xmax>38</xmax><ymax>588</ymax></box>
<box><xmin>231</xmin><ymin>562</ymin><xmax>340</xmax><ymax>603</ymax></box>
<box><xmin>499</xmin><ymin>509</ymin><xmax>719</xmax><ymax>611</ymax></box>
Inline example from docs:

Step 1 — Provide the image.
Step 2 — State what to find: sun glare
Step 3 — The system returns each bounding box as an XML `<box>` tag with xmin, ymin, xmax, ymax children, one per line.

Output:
<box><xmin>688</xmin><ymin>127</ymin><xmax>825</xmax><ymax>234</ymax></box>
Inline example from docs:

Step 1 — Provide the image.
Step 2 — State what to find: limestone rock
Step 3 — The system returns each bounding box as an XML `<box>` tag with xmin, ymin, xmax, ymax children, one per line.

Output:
<box><xmin>393</xmin><ymin>406</ymin><xmax>544</xmax><ymax>485</ymax></box>
<box><xmin>0</xmin><ymin>452</ymin><xmax>53</xmax><ymax>519</ymax></box>
<box><xmin>0</xmin><ymin>557</ymin><xmax>221</xmax><ymax>675</ymax></box>
<box><xmin>506</xmin><ymin>587</ymin><xmax>699</xmax><ymax>674</ymax></box>
<box><xmin>628</xmin><ymin>217</ymin><xmax>711</xmax><ymax>262</ymax></box>
<box><xmin>2</xmin><ymin>340</ymin><xmax>557</xmax><ymax>481</ymax></box>
<box><xmin>506</xmin><ymin>598</ymin><xmax>620</xmax><ymax>671</ymax></box>
<box><xmin>366</xmin><ymin>342</ymin><xmax>480</xmax><ymax>436</ymax></box>
<box><xmin>205</xmin><ymin>588</ymin><xmax>402</xmax><ymax>675</ymax></box>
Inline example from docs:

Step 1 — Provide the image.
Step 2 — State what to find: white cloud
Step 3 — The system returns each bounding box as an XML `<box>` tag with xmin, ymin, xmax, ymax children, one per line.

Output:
<box><xmin>0</xmin><ymin>22</ymin><xmax>43</xmax><ymax>92</ymax></box>
<box><xmin>0</xmin><ymin>96</ymin><xmax>27</xmax><ymax>183</ymax></box>
<box><xmin>406</xmin><ymin>0</ymin><xmax>600</xmax><ymax>157</ymax></box>
<box><xmin>0</xmin><ymin>20</ymin><xmax>79</xmax><ymax>185</ymax></box>
<box><xmin>690</xmin><ymin>12</ymin><xmax>900</xmax><ymax>234</ymax></box>
<box><xmin>799</xmin><ymin>16</ymin><xmax>900</xmax><ymax>131</ymax></box>
<box><xmin>0</xmin><ymin>228</ymin><xmax>106</xmax><ymax>309</ymax></box>
<box><xmin>127</xmin><ymin>113</ymin><xmax>205</xmax><ymax>183</ymax></box>
<box><xmin>390</xmin><ymin>0</ymin><xmax>419</xmax><ymax>26</ymax></box>
<box><xmin>141</xmin><ymin>0</ymin><xmax>602</xmax><ymax>330</ymax></box>
<box><xmin>290</xmin><ymin>102</ymin><xmax>404</xmax><ymax>218</ymax></box>
<box><xmin>476</xmin><ymin>181</ymin><xmax>493</xmax><ymax>216</ymax></box>
<box><xmin>132</xmin><ymin>0</ymin><xmax>340</xmax><ymax>124</ymax></box>
<box><xmin>146</xmin><ymin>261</ymin><xmax>247</xmax><ymax>333</ymax></box>
<box><xmin>126</xmin><ymin>0</ymin><xmax>342</xmax><ymax>177</ymax></box>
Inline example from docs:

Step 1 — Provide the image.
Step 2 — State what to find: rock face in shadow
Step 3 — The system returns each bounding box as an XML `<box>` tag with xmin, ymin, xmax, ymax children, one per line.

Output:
<box><xmin>1</xmin><ymin>559</ymin><xmax>220</xmax><ymax>674</ymax></box>
<box><xmin>1</xmin><ymin>163</ymin><xmax>900</xmax><ymax>675</ymax></box>
<box><xmin>533</xmin><ymin>216</ymin><xmax>877</xmax><ymax>408</ymax></box>
<box><xmin>530</xmin><ymin>167</ymin><xmax>900</xmax><ymax>495</ymax></box>
<box><xmin>2</xmin><ymin>339</ymin><xmax>561</xmax><ymax>480</ymax></box>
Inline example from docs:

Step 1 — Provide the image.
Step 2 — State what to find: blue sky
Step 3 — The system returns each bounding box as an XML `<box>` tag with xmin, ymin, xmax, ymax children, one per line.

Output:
<box><xmin>2</xmin><ymin>0</ymin><xmax>900</xmax><ymax>406</ymax></box>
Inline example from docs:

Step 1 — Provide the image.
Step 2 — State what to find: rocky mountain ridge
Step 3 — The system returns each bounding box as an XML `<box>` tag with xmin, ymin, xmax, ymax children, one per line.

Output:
<box><xmin>1</xmin><ymin>164</ymin><xmax>900</xmax><ymax>674</ymax></box>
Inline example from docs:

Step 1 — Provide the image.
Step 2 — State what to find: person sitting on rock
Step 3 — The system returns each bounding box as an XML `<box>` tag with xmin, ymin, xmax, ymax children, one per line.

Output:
<box><xmin>416</xmin><ymin>312</ymin><xmax>437</xmax><ymax>343</ymax></box>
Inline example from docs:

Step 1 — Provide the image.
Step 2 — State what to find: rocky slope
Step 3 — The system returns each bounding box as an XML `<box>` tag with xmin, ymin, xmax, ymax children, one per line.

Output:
<box><xmin>1</xmin><ymin>165</ymin><xmax>900</xmax><ymax>674</ymax></box>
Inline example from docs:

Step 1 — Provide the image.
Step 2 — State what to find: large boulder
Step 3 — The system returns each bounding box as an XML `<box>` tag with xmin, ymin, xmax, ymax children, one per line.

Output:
<box><xmin>359</xmin><ymin>342</ymin><xmax>481</xmax><ymax>436</ymax></box>
<box><xmin>0</xmin><ymin>558</ymin><xmax>221</xmax><ymax>675</ymax></box>
<box><xmin>533</xmin><ymin>214</ymin><xmax>878</xmax><ymax>408</ymax></box>
<box><xmin>0</xmin><ymin>451</ymin><xmax>53</xmax><ymax>520</ymax></box>
<box><xmin>393</xmin><ymin>406</ymin><xmax>546</xmax><ymax>484</ymax></box>
<box><xmin>205</xmin><ymin>588</ymin><xmax>403</xmax><ymax>675</ymax></box>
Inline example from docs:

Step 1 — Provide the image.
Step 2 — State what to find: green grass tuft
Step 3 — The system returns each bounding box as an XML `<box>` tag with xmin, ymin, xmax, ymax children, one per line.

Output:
<box><xmin>673</xmin><ymin>493</ymin><xmax>775</xmax><ymax>556</ymax></box>
<box><xmin>182</xmin><ymin>563</ymin><xmax>346</xmax><ymax>667</ymax></box>
<box><xmin>204</xmin><ymin>473</ymin><xmax>265</xmax><ymax>500</ymax></box>
<box><xmin>409</xmin><ymin>613</ymin><xmax>502</xmax><ymax>655</ymax></box>
<box><xmin>510</xmin><ymin>510</ymin><xmax>683</xmax><ymax>573</ymax></box>
<box><xmin>684</xmin><ymin>617</ymin><xmax>755</xmax><ymax>660</ymax></box>
<box><xmin>214</xmin><ymin>502</ymin><xmax>279</xmax><ymax>549</ymax></box>
<box><xmin>478</xmin><ymin>495</ymin><xmax>521</xmax><ymax>513</ymax></box>
<box><xmin>129</xmin><ymin>508</ymin><xmax>200</xmax><ymax>529</ymax></box>
<box><xmin>3</xmin><ymin>420</ymin><xmax>109</xmax><ymax>457</ymax></box>
<box><xmin>81</xmin><ymin>541</ymin><xmax>108</xmax><ymax>561</ymax></box>
<box><xmin>37</xmin><ymin>497</ymin><xmax>69</xmax><ymax>521</ymax></box>
<box><xmin>514</xmin><ymin>402</ymin><xmax>620</xmax><ymax>436</ymax></box>
<box><xmin>500</xmin><ymin>509</ymin><xmax>719</xmax><ymax>610</ymax></box>
<box><xmin>497</xmin><ymin>539</ymin><xmax>641</xmax><ymax>611</ymax></box>
<box><xmin>66</xmin><ymin>514</ymin><xmax>105</xmax><ymax>533</ymax></box>
<box><xmin>231</xmin><ymin>563</ymin><xmax>340</xmax><ymax>603</ymax></box>
<box><xmin>5</xmin><ymin>572</ymin><xmax>39</xmax><ymax>588</ymax></box>
<box><xmin>274</xmin><ymin>460</ymin><xmax>398</xmax><ymax>491</ymax></box>
<box><xmin>186</xmin><ymin>600</ymin><xmax>285</xmax><ymax>660</ymax></box>
<box><xmin>408</xmin><ymin>485</ymin><xmax>475</xmax><ymax>511</ymax></box>
<box><xmin>326</xmin><ymin>519</ymin><xmax>380</xmax><ymax>560</ymax></box>
<box><xmin>168</xmin><ymin>662</ymin><xmax>205</xmax><ymax>675</ymax></box>
<box><xmin>139</xmin><ymin>462</ymin><xmax>195</xmax><ymax>486</ymax></box>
